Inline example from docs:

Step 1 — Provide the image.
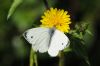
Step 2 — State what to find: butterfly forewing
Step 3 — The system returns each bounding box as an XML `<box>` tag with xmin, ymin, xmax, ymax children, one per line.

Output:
<box><xmin>23</xmin><ymin>27</ymin><xmax>52</xmax><ymax>53</ymax></box>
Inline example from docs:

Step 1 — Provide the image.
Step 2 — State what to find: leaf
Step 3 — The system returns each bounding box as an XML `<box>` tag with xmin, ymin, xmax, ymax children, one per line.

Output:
<box><xmin>86</xmin><ymin>30</ymin><xmax>93</xmax><ymax>36</ymax></box>
<box><xmin>70</xmin><ymin>37</ymin><xmax>90</xmax><ymax>66</ymax></box>
<box><xmin>7</xmin><ymin>0</ymin><xmax>23</xmax><ymax>19</ymax></box>
<box><xmin>68</xmin><ymin>22</ymin><xmax>92</xmax><ymax>66</ymax></box>
<box><xmin>63</xmin><ymin>47</ymin><xmax>72</xmax><ymax>52</ymax></box>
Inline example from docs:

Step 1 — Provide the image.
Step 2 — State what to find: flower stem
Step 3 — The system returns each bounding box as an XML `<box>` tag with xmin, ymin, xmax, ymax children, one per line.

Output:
<box><xmin>59</xmin><ymin>51</ymin><xmax>65</xmax><ymax>66</ymax></box>
<box><xmin>34</xmin><ymin>52</ymin><xmax>38</xmax><ymax>66</ymax></box>
<box><xmin>43</xmin><ymin>0</ymin><xmax>49</xmax><ymax>9</ymax></box>
<box><xmin>30</xmin><ymin>48</ymin><xmax>38</xmax><ymax>66</ymax></box>
<box><xmin>30</xmin><ymin>48</ymin><xmax>34</xmax><ymax>66</ymax></box>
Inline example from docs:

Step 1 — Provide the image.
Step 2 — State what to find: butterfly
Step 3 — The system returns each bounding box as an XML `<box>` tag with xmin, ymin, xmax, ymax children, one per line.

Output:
<box><xmin>23</xmin><ymin>27</ymin><xmax>70</xmax><ymax>57</ymax></box>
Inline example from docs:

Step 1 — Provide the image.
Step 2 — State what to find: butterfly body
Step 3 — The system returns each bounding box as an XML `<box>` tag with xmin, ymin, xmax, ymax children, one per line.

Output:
<box><xmin>23</xmin><ymin>27</ymin><xmax>69</xmax><ymax>57</ymax></box>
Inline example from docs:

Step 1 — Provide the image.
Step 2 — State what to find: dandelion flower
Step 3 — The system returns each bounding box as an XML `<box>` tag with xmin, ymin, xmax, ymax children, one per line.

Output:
<box><xmin>40</xmin><ymin>8</ymin><xmax>71</xmax><ymax>33</ymax></box>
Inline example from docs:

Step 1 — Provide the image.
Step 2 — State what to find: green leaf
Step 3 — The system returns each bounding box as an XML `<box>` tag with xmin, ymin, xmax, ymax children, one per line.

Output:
<box><xmin>7</xmin><ymin>0</ymin><xmax>23</xmax><ymax>19</ymax></box>
<box><xmin>63</xmin><ymin>47</ymin><xmax>72</xmax><ymax>52</ymax></box>
<box><xmin>86</xmin><ymin>30</ymin><xmax>93</xmax><ymax>36</ymax></box>
<box><xmin>70</xmin><ymin>37</ymin><xmax>90</xmax><ymax>66</ymax></box>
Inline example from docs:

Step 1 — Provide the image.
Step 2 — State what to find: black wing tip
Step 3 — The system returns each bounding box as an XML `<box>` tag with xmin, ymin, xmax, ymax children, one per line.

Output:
<box><xmin>23</xmin><ymin>31</ymin><xmax>27</xmax><ymax>38</ymax></box>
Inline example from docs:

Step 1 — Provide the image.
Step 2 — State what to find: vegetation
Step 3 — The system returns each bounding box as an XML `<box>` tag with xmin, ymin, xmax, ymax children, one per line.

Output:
<box><xmin>0</xmin><ymin>0</ymin><xmax>100</xmax><ymax>66</ymax></box>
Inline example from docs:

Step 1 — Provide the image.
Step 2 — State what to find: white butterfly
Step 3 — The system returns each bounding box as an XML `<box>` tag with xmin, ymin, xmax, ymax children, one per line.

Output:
<box><xmin>23</xmin><ymin>27</ymin><xmax>70</xmax><ymax>57</ymax></box>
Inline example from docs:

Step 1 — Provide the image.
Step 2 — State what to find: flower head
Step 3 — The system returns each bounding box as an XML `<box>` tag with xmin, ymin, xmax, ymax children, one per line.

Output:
<box><xmin>40</xmin><ymin>8</ymin><xmax>71</xmax><ymax>33</ymax></box>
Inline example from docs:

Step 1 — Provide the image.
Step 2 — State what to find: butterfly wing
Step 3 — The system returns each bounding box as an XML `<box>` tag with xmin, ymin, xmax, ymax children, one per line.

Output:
<box><xmin>23</xmin><ymin>27</ymin><xmax>52</xmax><ymax>53</ymax></box>
<box><xmin>48</xmin><ymin>29</ymin><xmax>70</xmax><ymax>57</ymax></box>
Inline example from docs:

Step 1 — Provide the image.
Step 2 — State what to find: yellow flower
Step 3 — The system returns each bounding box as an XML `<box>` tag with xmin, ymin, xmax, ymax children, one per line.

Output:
<box><xmin>40</xmin><ymin>8</ymin><xmax>71</xmax><ymax>33</ymax></box>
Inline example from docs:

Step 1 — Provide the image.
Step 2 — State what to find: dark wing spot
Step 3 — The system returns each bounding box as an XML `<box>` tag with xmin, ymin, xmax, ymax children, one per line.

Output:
<box><xmin>31</xmin><ymin>36</ymin><xmax>33</xmax><ymax>38</ymax></box>
<box><xmin>62</xmin><ymin>43</ymin><xmax>64</xmax><ymax>45</ymax></box>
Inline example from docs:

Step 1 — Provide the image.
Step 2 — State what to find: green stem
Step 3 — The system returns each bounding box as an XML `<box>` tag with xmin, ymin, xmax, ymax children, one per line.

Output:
<box><xmin>34</xmin><ymin>53</ymin><xmax>38</xmax><ymax>66</ymax></box>
<box><xmin>30</xmin><ymin>48</ymin><xmax>34</xmax><ymax>66</ymax></box>
<box><xmin>43</xmin><ymin>0</ymin><xmax>49</xmax><ymax>9</ymax></box>
<box><xmin>59</xmin><ymin>51</ymin><xmax>65</xmax><ymax>66</ymax></box>
<box><xmin>29</xmin><ymin>48</ymin><xmax>38</xmax><ymax>66</ymax></box>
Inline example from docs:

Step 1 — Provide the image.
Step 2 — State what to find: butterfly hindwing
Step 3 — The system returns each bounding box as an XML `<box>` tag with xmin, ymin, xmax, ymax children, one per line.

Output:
<box><xmin>48</xmin><ymin>29</ymin><xmax>69</xmax><ymax>57</ymax></box>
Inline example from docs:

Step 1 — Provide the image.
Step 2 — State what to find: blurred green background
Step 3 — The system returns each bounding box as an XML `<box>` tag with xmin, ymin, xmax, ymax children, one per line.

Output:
<box><xmin>0</xmin><ymin>0</ymin><xmax>100</xmax><ymax>66</ymax></box>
